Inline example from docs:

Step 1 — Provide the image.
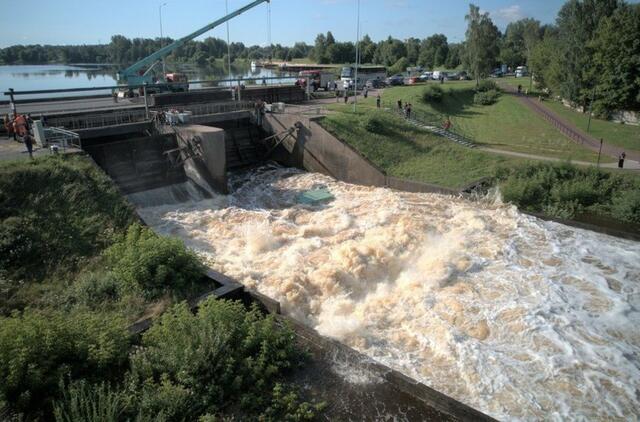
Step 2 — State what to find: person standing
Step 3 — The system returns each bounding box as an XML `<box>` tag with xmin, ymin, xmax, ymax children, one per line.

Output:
<box><xmin>618</xmin><ymin>152</ymin><xmax>626</xmax><ymax>168</ymax></box>
<box><xmin>397</xmin><ymin>99</ymin><xmax>402</xmax><ymax>111</ymax></box>
<box><xmin>406</xmin><ymin>103</ymin><xmax>412</xmax><ymax>120</ymax></box>
<box><xmin>23</xmin><ymin>132</ymin><xmax>34</xmax><ymax>159</ymax></box>
<box><xmin>376</xmin><ymin>95</ymin><xmax>381</xmax><ymax>109</ymax></box>
<box><xmin>335</xmin><ymin>89</ymin><xmax>341</xmax><ymax>103</ymax></box>
<box><xmin>363</xmin><ymin>87</ymin><xmax>368</xmax><ymax>98</ymax></box>
<box><xmin>344</xmin><ymin>89</ymin><xmax>348</xmax><ymax>104</ymax></box>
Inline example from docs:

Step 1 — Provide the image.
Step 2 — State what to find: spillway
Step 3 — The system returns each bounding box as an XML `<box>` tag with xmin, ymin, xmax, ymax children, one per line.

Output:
<box><xmin>132</xmin><ymin>164</ymin><xmax>640</xmax><ymax>421</ymax></box>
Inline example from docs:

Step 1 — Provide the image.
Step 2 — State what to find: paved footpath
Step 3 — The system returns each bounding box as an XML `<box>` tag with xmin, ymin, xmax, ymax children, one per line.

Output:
<box><xmin>498</xmin><ymin>81</ymin><xmax>640</xmax><ymax>165</ymax></box>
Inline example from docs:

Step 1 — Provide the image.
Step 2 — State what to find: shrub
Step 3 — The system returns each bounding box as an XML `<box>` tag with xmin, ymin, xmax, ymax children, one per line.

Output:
<box><xmin>476</xmin><ymin>79</ymin><xmax>498</xmax><ymax>92</ymax></box>
<box><xmin>0</xmin><ymin>309</ymin><xmax>130</xmax><ymax>418</ymax></box>
<box><xmin>498</xmin><ymin>162</ymin><xmax>640</xmax><ymax>223</ymax></box>
<box><xmin>53</xmin><ymin>380</ymin><xmax>124</xmax><ymax>422</ymax></box>
<box><xmin>128</xmin><ymin>298</ymin><xmax>313</xmax><ymax>419</ymax></box>
<box><xmin>422</xmin><ymin>85</ymin><xmax>444</xmax><ymax>103</ymax></box>
<box><xmin>363</xmin><ymin>114</ymin><xmax>386</xmax><ymax>133</ymax></box>
<box><xmin>0</xmin><ymin>156</ymin><xmax>135</xmax><ymax>284</ymax></box>
<box><xmin>473</xmin><ymin>89</ymin><xmax>501</xmax><ymax>105</ymax></box>
<box><xmin>105</xmin><ymin>224</ymin><xmax>205</xmax><ymax>299</ymax></box>
<box><xmin>69</xmin><ymin>271</ymin><xmax>122</xmax><ymax>308</ymax></box>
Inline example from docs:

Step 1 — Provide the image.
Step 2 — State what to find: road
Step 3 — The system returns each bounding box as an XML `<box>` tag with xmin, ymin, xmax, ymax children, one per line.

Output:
<box><xmin>0</xmin><ymin>96</ymin><xmax>144</xmax><ymax>116</ymax></box>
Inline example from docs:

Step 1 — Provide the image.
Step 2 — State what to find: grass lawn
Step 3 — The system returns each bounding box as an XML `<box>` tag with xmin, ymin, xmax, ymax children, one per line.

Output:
<box><xmin>542</xmin><ymin>100</ymin><xmax>640</xmax><ymax>154</ymax></box>
<box><xmin>368</xmin><ymin>82</ymin><xmax>610</xmax><ymax>163</ymax></box>
<box><xmin>320</xmin><ymin>104</ymin><xmax>527</xmax><ymax>189</ymax></box>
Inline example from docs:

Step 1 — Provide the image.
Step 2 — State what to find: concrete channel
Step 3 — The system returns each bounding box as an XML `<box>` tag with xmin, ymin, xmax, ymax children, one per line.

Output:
<box><xmin>73</xmin><ymin>94</ymin><xmax>495</xmax><ymax>420</ymax></box>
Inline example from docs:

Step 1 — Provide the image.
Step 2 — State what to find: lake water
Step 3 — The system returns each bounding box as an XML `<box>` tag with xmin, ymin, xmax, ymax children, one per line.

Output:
<box><xmin>0</xmin><ymin>63</ymin><xmax>288</xmax><ymax>101</ymax></box>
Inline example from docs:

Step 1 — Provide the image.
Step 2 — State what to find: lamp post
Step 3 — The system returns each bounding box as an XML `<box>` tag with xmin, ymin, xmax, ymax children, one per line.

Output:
<box><xmin>353</xmin><ymin>0</ymin><xmax>361</xmax><ymax>112</ymax></box>
<box><xmin>159</xmin><ymin>2</ymin><xmax>168</xmax><ymax>75</ymax></box>
<box><xmin>226</xmin><ymin>0</ymin><xmax>232</xmax><ymax>84</ymax></box>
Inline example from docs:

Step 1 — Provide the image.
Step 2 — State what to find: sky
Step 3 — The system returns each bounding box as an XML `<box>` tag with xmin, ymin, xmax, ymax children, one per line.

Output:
<box><xmin>0</xmin><ymin>0</ymin><xmax>598</xmax><ymax>48</ymax></box>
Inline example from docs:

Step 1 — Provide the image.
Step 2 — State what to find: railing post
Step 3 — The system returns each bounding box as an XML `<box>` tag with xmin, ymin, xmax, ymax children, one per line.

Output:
<box><xmin>8</xmin><ymin>88</ymin><xmax>16</xmax><ymax>117</ymax></box>
<box><xmin>143</xmin><ymin>83</ymin><xmax>149</xmax><ymax>120</ymax></box>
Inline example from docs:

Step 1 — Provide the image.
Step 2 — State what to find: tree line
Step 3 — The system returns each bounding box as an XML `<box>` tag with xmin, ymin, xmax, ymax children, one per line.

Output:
<box><xmin>0</xmin><ymin>0</ymin><xmax>637</xmax><ymax>114</ymax></box>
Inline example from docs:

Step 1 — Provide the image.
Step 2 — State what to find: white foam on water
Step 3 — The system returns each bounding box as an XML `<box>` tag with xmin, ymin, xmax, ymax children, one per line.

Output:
<box><xmin>137</xmin><ymin>165</ymin><xmax>640</xmax><ymax>421</ymax></box>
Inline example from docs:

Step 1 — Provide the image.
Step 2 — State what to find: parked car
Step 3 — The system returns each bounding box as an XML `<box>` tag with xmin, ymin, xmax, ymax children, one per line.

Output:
<box><xmin>458</xmin><ymin>71</ymin><xmax>471</xmax><ymax>80</ymax></box>
<box><xmin>366</xmin><ymin>79</ymin><xmax>386</xmax><ymax>89</ymax></box>
<box><xmin>490</xmin><ymin>68</ymin><xmax>503</xmax><ymax>78</ymax></box>
<box><xmin>407</xmin><ymin>76</ymin><xmax>422</xmax><ymax>84</ymax></box>
<box><xmin>419</xmin><ymin>71</ymin><xmax>433</xmax><ymax>81</ymax></box>
<box><xmin>386</xmin><ymin>74</ymin><xmax>405</xmax><ymax>86</ymax></box>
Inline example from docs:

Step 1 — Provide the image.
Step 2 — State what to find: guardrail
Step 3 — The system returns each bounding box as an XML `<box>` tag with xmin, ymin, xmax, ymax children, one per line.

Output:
<box><xmin>45</xmin><ymin>100</ymin><xmax>257</xmax><ymax>131</ymax></box>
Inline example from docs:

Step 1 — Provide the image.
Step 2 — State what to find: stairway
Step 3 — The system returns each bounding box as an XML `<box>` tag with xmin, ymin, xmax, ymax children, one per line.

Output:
<box><xmin>408</xmin><ymin>119</ymin><xmax>476</xmax><ymax>148</ymax></box>
<box><xmin>387</xmin><ymin>108</ymin><xmax>476</xmax><ymax>148</ymax></box>
<box><xmin>225</xmin><ymin>124</ymin><xmax>266</xmax><ymax>169</ymax></box>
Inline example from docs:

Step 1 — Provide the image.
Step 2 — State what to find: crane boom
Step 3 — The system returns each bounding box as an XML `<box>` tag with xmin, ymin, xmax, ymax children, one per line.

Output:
<box><xmin>118</xmin><ymin>0</ymin><xmax>269</xmax><ymax>86</ymax></box>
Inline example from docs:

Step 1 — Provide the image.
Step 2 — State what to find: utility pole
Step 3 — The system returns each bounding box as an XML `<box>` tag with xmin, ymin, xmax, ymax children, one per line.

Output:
<box><xmin>159</xmin><ymin>3</ymin><xmax>168</xmax><ymax>75</ymax></box>
<box><xmin>587</xmin><ymin>86</ymin><xmax>596</xmax><ymax>133</ymax></box>
<box><xmin>353</xmin><ymin>0</ymin><xmax>360</xmax><ymax>112</ymax></box>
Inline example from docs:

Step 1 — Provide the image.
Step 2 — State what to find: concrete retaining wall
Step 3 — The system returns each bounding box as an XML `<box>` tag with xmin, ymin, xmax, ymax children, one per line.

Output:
<box><xmin>262</xmin><ymin>112</ymin><xmax>466</xmax><ymax>195</ymax></box>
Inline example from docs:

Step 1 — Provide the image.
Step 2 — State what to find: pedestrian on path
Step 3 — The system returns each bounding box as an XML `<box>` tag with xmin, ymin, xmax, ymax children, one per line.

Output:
<box><xmin>406</xmin><ymin>103</ymin><xmax>412</xmax><ymax>119</ymax></box>
<box><xmin>363</xmin><ymin>87</ymin><xmax>368</xmax><ymax>98</ymax></box>
<box><xmin>376</xmin><ymin>95</ymin><xmax>381</xmax><ymax>109</ymax></box>
<box><xmin>23</xmin><ymin>132</ymin><xmax>34</xmax><ymax>159</ymax></box>
<box><xmin>344</xmin><ymin>90</ymin><xmax>349</xmax><ymax>104</ymax></box>
<box><xmin>618</xmin><ymin>152</ymin><xmax>626</xmax><ymax>169</ymax></box>
<box><xmin>335</xmin><ymin>89</ymin><xmax>340</xmax><ymax>103</ymax></box>
<box><xmin>443</xmin><ymin>116</ymin><xmax>452</xmax><ymax>131</ymax></box>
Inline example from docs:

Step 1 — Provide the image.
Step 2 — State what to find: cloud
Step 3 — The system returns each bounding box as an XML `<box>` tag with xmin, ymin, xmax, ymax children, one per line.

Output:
<box><xmin>493</xmin><ymin>5</ymin><xmax>525</xmax><ymax>24</ymax></box>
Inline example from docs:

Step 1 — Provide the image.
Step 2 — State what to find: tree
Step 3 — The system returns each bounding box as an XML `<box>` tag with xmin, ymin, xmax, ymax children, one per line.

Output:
<box><xmin>529</xmin><ymin>29</ymin><xmax>563</xmax><ymax>91</ymax></box>
<box><xmin>373</xmin><ymin>37</ymin><xmax>406</xmax><ymax>66</ymax></box>
<box><xmin>590</xmin><ymin>3</ymin><xmax>640</xmax><ymax>114</ymax></box>
<box><xmin>327</xmin><ymin>42</ymin><xmax>355</xmax><ymax>64</ymax></box>
<box><xmin>464</xmin><ymin>4</ymin><xmax>500</xmax><ymax>84</ymax></box>
<box><xmin>404</xmin><ymin>37</ymin><xmax>421</xmax><ymax>66</ymax></box>
<box><xmin>311</xmin><ymin>33</ymin><xmax>328</xmax><ymax>64</ymax></box>
<box><xmin>418</xmin><ymin>34</ymin><xmax>449</xmax><ymax>69</ymax></box>
<box><xmin>445</xmin><ymin>43</ymin><xmax>463</xmax><ymax>69</ymax></box>
<box><xmin>555</xmin><ymin>0</ymin><xmax>620</xmax><ymax>107</ymax></box>
<box><xmin>359</xmin><ymin>35</ymin><xmax>376</xmax><ymax>64</ymax></box>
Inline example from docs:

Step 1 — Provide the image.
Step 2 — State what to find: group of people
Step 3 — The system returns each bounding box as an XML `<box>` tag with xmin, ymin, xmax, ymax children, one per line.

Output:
<box><xmin>397</xmin><ymin>100</ymin><xmax>412</xmax><ymax>119</ymax></box>
<box><xmin>3</xmin><ymin>113</ymin><xmax>35</xmax><ymax>158</ymax></box>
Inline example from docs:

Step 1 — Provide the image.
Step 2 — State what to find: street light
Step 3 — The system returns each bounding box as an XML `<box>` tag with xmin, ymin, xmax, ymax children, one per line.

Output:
<box><xmin>353</xmin><ymin>0</ymin><xmax>361</xmax><ymax>112</ymax></box>
<box><xmin>159</xmin><ymin>2</ymin><xmax>168</xmax><ymax>74</ymax></box>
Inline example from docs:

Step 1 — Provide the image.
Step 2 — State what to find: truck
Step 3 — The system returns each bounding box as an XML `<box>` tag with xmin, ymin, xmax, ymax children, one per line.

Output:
<box><xmin>296</xmin><ymin>70</ymin><xmax>335</xmax><ymax>91</ymax></box>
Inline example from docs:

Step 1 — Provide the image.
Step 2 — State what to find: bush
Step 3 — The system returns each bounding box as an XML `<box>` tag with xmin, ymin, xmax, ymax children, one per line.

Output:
<box><xmin>105</xmin><ymin>224</ymin><xmax>205</xmax><ymax>299</ymax></box>
<box><xmin>363</xmin><ymin>114</ymin><xmax>386</xmax><ymax>133</ymax></box>
<box><xmin>476</xmin><ymin>79</ymin><xmax>498</xmax><ymax>92</ymax></box>
<box><xmin>128</xmin><ymin>298</ymin><xmax>315</xmax><ymax>419</ymax></box>
<box><xmin>0</xmin><ymin>156</ymin><xmax>135</xmax><ymax>284</ymax></box>
<box><xmin>0</xmin><ymin>309</ymin><xmax>130</xmax><ymax>418</ymax></box>
<box><xmin>69</xmin><ymin>271</ymin><xmax>122</xmax><ymax>308</ymax></box>
<box><xmin>473</xmin><ymin>89</ymin><xmax>501</xmax><ymax>105</ymax></box>
<box><xmin>422</xmin><ymin>85</ymin><xmax>444</xmax><ymax>103</ymax></box>
<box><xmin>53</xmin><ymin>380</ymin><xmax>125</xmax><ymax>422</ymax></box>
<box><xmin>498</xmin><ymin>163</ymin><xmax>640</xmax><ymax>223</ymax></box>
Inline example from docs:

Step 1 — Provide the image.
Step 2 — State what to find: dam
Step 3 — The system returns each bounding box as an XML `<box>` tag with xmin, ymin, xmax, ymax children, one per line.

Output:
<box><xmin>21</xmin><ymin>84</ymin><xmax>639</xmax><ymax>420</ymax></box>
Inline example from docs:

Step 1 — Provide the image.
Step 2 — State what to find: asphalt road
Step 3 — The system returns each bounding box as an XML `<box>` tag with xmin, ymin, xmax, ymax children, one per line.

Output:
<box><xmin>0</xmin><ymin>97</ymin><xmax>144</xmax><ymax>116</ymax></box>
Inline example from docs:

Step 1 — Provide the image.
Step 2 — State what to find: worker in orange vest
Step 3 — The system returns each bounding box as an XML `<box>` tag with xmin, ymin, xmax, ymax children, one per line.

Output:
<box><xmin>13</xmin><ymin>114</ymin><xmax>28</xmax><ymax>137</ymax></box>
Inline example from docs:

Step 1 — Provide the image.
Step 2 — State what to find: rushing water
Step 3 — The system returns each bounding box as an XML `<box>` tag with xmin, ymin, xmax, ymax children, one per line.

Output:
<box><xmin>134</xmin><ymin>165</ymin><xmax>640</xmax><ymax>421</ymax></box>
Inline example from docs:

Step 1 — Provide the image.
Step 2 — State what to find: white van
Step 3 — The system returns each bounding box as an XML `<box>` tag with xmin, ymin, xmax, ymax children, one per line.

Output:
<box><xmin>515</xmin><ymin>66</ymin><xmax>528</xmax><ymax>78</ymax></box>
